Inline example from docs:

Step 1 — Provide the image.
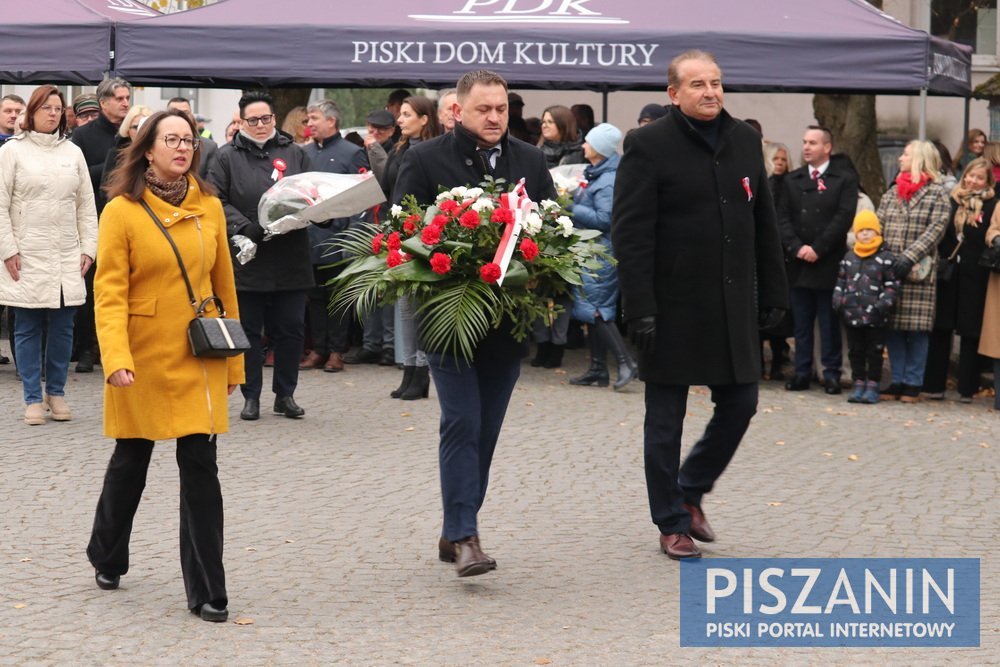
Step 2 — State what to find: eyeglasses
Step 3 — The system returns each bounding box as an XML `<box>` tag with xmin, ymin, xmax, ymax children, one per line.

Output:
<box><xmin>243</xmin><ymin>114</ymin><xmax>275</xmax><ymax>127</ymax></box>
<box><xmin>77</xmin><ymin>111</ymin><xmax>99</xmax><ymax>120</ymax></box>
<box><xmin>40</xmin><ymin>105</ymin><xmax>64</xmax><ymax>114</ymax></box>
<box><xmin>161</xmin><ymin>135</ymin><xmax>200</xmax><ymax>150</ymax></box>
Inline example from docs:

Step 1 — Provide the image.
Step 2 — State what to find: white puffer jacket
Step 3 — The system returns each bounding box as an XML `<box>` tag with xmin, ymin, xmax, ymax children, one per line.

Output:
<box><xmin>0</xmin><ymin>131</ymin><xmax>98</xmax><ymax>308</ymax></box>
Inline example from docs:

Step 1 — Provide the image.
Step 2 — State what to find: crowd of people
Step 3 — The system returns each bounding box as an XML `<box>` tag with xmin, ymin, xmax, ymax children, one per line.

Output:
<box><xmin>1</xmin><ymin>58</ymin><xmax>998</xmax><ymax>612</ymax></box>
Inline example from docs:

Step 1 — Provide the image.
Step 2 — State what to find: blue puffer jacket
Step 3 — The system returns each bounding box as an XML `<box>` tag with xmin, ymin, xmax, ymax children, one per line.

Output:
<box><xmin>571</xmin><ymin>153</ymin><xmax>620</xmax><ymax>323</ymax></box>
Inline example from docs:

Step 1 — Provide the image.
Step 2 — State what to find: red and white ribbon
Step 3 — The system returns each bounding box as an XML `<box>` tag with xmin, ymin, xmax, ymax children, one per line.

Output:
<box><xmin>270</xmin><ymin>158</ymin><xmax>287</xmax><ymax>182</ymax></box>
<box><xmin>493</xmin><ymin>178</ymin><xmax>534</xmax><ymax>286</ymax></box>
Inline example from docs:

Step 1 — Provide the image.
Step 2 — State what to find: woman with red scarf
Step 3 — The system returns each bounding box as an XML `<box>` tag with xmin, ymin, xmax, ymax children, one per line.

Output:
<box><xmin>876</xmin><ymin>140</ymin><xmax>951</xmax><ymax>402</ymax></box>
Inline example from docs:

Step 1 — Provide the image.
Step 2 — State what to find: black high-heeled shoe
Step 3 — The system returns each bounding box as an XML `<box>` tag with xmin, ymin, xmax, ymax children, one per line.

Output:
<box><xmin>95</xmin><ymin>571</ymin><xmax>120</xmax><ymax>590</ymax></box>
<box><xmin>193</xmin><ymin>601</ymin><xmax>229</xmax><ymax>622</ymax></box>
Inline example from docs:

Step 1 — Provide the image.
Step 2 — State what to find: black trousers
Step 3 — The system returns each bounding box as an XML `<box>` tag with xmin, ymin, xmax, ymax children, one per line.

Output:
<box><xmin>924</xmin><ymin>328</ymin><xmax>986</xmax><ymax>397</ymax></box>
<box><xmin>73</xmin><ymin>264</ymin><xmax>97</xmax><ymax>358</ymax></box>
<box><xmin>644</xmin><ymin>382</ymin><xmax>758</xmax><ymax>535</ymax></box>
<box><xmin>306</xmin><ymin>266</ymin><xmax>349</xmax><ymax>356</ymax></box>
<box><xmin>87</xmin><ymin>434</ymin><xmax>226</xmax><ymax>610</ymax></box>
<box><xmin>845</xmin><ymin>327</ymin><xmax>886</xmax><ymax>382</ymax></box>
<box><xmin>237</xmin><ymin>289</ymin><xmax>307</xmax><ymax>400</ymax></box>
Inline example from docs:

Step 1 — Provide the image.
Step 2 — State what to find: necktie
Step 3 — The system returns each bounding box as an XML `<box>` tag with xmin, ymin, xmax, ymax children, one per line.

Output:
<box><xmin>478</xmin><ymin>148</ymin><xmax>498</xmax><ymax>175</ymax></box>
<box><xmin>811</xmin><ymin>169</ymin><xmax>820</xmax><ymax>181</ymax></box>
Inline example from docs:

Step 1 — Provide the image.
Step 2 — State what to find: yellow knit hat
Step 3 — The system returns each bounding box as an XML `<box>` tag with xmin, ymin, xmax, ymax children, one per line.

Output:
<box><xmin>853</xmin><ymin>209</ymin><xmax>881</xmax><ymax>235</ymax></box>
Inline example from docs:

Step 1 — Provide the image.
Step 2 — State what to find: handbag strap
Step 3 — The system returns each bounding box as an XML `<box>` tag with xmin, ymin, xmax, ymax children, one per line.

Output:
<box><xmin>139</xmin><ymin>199</ymin><xmax>227</xmax><ymax>317</ymax></box>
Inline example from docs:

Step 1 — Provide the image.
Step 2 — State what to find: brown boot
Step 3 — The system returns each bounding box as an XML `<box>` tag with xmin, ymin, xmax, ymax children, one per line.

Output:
<box><xmin>454</xmin><ymin>536</ymin><xmax>497</xmax><ymax>577</ymax></box>
<box><xmin>44</xmin><ymin>395</ymin><xmax>72</xmax><ymax>422</ymax></box>
<box><xmin>298</xmin><ymin>350</ymin><xmax>325</xmax><ymax>370</ymax></box>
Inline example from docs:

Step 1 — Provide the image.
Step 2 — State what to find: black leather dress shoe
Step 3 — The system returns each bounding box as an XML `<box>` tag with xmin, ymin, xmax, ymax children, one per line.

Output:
<box><xmin>240</xmin><ymin>398</ymin><xmax>260</xmax><ymax>421</ymax></box>
<box><xmin>824</xmin><ymin>381</ymin><xmax>842</xmax><ymax>395</ymax></box>
<box><xmin>273</xmin><ymin>396</ymin><xmax>305</xmax><ymax>418</ymax></box>
<box><xmin>192</xmin><ymin>601</ymin><xmax>228</xmax><ymax>622</ymax></box>
<box><xmin>95</xmin><ymin>571</ymin><xmax>120</xmax><ymax>590</ymax></box>
<box><xmin>785</xmin><ymin>376</ymin><xmax>811</xmax><ymax>391</ymax></box>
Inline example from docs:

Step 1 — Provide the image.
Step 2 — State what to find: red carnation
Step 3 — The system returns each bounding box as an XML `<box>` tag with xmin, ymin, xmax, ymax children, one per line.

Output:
<box><xmin>459</xmin><ymin>210</ymin><xmax>482</xmax><ymax>229</ymax></box>
<box><xmin>491</xmin><ymin>208</ymin><xmax>514</xmax><ymax>224</ymax></box>
<box><xmin>439</xmin><ymin>199</ymin><xmax>460</xmax><ymax>214</ymax></box>
<box><xmin>387</xmin><ymin>231</ymin><xmax>401</xmax><ymax>251</ymax></box>
<box><xmin>429</xmin><ymin>252</ymin><xmax>452</xmax><ymax>275</ymax></box>
<box><xmin>372</xmin><ymin>233</ymin><xmax>384</xmax><ymax>254</ymax></box>
<box><xmin>386</xmin><ymin>249</ymin><xmax>403</xmax><ymax>268</ymax></box>
<box><xmin>432</xmin><ymin>214</ymin><xmax>450</xmax><ymax>229</ymax></box>
<box><xmin>421</xmin><ymin>225</ymin><xmax>442</xmax><ymax>245</ymax></box>
<box><xmin>520</xmin><ymin>237</ymin><xmax>539</xmax><ymax>262</ymax></box>
<box><xmin>403</xmin><ymin>220</ymin><xmax>417</xmax><ymax>235</ymax></box>
<box><xmin>479</xmin><ymin>262</ymin><xmax>502</xmax><ymax>283</ymax></box>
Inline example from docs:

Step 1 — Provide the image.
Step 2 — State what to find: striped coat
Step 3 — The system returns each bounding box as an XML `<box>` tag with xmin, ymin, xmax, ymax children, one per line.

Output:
<box><xmin>877</xmin><ymin>182</ymin><xmax>950</xmax><ymax>331</ymax></box>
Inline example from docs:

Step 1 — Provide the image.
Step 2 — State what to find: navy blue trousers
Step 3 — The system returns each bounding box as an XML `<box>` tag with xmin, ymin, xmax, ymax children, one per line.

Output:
<box><xmin>644</xmin><ymin>382</ymin><xmax>758</xmax><ymax>535</ymax></box>
<box><xmin>427</xmin><ymin>351</ymin><xmax>521</xmax><ymax>542</ymax></box>
<box><xmin>790</xmin><ymin>287</ymin><xmax>842</xmax><ymax>381</ymax></box>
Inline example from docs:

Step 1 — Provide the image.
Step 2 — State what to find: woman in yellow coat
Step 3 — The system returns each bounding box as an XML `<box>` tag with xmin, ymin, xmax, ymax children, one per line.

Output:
<box><xmin>86</xmin><ymin>110</ymin><xmax>244</xmax><ymax>623</ymax></box>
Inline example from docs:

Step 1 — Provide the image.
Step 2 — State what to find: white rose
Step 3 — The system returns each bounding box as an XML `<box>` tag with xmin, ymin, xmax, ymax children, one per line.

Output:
<box><xmin>464</xmin><ymin>187</ymin><xmax>484</xmax><ymax>199</ymax></box>
<box><xmin>540</xmin><ymin>199</ymin><xmax>561</xmax><ymax>211</ymax></box>
<box><xmin>523</xmin><ymin>212</ymin><xmax>543</xmax><ymax>236</ymax></box>
<box><xmin>450</xmin><ymin>186</ymin><xmax>469</xmax><ymax>198</ymax></box>
<box><xmin>390</xmin><ymin>204</ymin><xmax>403</xmax><ymax>218</ymax></box>
<box><xmin>435</xmin><ymin>191</ymin><xmax>454</xmax><ymax>203</ymax></box>
<box><xmin>557</xmin><ymin>215</ymin><xmax>574</xmax><ymax>237</ymax></box>
<box><xmin>471</xmin><ymin>198</ymin><xmax>495</xmax><ymax>213</ymax></box>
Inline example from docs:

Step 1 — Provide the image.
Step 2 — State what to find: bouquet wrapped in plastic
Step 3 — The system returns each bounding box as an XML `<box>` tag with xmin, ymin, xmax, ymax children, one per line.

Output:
<box><xmin>549</xmin><ymin>164</ymin><xmax>588</xmax><ymax>197</ymax></box>
<box><xmin>257</xmin><ymin>171</ymin><xmax>386</xmax><ymax>236</ymax></box>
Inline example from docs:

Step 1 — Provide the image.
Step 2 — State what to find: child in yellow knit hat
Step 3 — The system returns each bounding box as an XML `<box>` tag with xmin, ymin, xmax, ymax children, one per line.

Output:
<box><xmin>832</xmin><ymin>210</ymin><xmax>898</xmax><ymax>403</ymax></box>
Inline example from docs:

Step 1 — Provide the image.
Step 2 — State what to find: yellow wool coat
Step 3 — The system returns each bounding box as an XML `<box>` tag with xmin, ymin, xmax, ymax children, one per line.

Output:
<box><xmin>95</xmin><ymin>177</ymin><xmax>245</xmax><ymax>440</ymax></box>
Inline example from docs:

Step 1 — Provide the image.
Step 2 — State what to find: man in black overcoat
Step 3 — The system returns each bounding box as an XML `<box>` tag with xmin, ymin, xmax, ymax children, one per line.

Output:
<box><xmin>393</xmin><ymin>70</ymin><xmax>555</xmax><ymax>577</ymax></box>
<box><xmin>777</xmin><ymin>127</ymin><xmax>858</xmax><ymax>393</ymax></box>
<box><xmin>612</xmin><ymin>50</ymin><xmax>788</xmax><ymax>559</ymax></box>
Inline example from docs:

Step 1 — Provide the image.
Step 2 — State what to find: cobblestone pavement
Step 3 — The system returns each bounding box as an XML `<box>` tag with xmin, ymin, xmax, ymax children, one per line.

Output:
<box><xmin>0</xmin><ymin>351</ymin><xmax>996</xmax><ymax>666</ymax></box>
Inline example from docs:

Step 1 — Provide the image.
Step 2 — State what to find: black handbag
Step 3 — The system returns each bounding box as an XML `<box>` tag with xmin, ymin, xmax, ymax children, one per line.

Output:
<box><xmin>979</xmin><ymin>245</ymin><xmax>1000</xmax><ymax>273</ymax></box>
<box><xmin>140</xmin><ymin>200</ymin><xmax>250</xmax><ymax>358</ymax></box>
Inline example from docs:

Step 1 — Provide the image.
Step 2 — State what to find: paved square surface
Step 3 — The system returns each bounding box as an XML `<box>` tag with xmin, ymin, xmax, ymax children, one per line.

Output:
<box><xmin>0</xmin><ymin>352</ymin><xmax>995</xmax><ymax>665</ymax></box>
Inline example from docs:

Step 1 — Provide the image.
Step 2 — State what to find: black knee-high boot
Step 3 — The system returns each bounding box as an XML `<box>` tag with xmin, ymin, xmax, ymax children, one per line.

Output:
<box><xmin>596</xmin><ymin>320</ymin><xmax>638</xmax><ymax>391</ymax></box>
<box><xmin>570</xmin><ymin>326</ymin><xmax>609</xmax><ymax>386</ymax></box>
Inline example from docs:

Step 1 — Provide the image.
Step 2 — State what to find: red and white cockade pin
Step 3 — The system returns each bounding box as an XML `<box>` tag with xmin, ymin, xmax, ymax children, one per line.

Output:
<box><xmin>817</xmin><ymin>178</ymin><xmax>827</xmax><ymax>193</ymax></box>
<box><xmin>271</xmin><ymin>158</ymin><xmax>287</xmax><ymax>182</ymax></box>
<box><xmin>741</xmin><ymin>176</ymin><xmax>753</xmax><ymax>202</ymax></box>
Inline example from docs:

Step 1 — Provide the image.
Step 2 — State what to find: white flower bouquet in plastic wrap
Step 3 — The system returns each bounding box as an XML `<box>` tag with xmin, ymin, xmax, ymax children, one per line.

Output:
<box><xmin>232</xmin><ymin>171</ymin><xmax>386</xmax><ymax>264</ymax></box>
<box><xmin>549</xmin><ymin>164</ymin><xmax>588</xmax><ymax>197</ymax></box>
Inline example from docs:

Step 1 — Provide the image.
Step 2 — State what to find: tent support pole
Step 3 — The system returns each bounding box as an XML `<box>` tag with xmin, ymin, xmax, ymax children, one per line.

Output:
<box><xmin>601</xmin><ymin>88</ymin><xmax>609</xmax><ymax>123</ymax></box>
<box><xmin>963</xmin><ymin>96</ymin><xmax>971</xmax><ymax>142</ymax></box>
<box><xmin>918</xmin><ymin>87</ymin><xmax>928</xmax><ymax>140</ymax></box>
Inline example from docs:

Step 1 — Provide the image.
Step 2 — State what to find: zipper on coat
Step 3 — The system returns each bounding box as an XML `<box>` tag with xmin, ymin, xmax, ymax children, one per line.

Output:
<box><xmin>187</xmin><ymin>214</ymin><xmax>217</xmax><ymax>435</ymax></box>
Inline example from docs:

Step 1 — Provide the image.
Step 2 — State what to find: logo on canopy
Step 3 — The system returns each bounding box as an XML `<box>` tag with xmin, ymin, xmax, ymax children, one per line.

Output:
<box><xmin>410</xmin><ymin>0</ymin><xmax>627</xmax><ymax>24</ymax></box>
<box><xmin>79</xmin><ymin>0</ymin><xmax>162</xmax><ymax>17</ymax></box>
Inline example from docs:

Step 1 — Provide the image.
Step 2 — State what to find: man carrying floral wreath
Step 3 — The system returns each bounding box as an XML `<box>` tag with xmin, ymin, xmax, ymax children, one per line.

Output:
<box><xmin>392</xmin><ymin>69</ymin><xmax>556</xmax><ymax>577</ymax></box>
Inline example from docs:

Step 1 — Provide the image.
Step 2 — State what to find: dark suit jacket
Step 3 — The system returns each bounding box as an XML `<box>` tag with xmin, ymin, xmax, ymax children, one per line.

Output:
<box><xmin>611</xmin><ymin>109</ymin><xmax>788</xmax><ymax>386</ymax></box>
<box><xmin>777</xmin><ymin>161</ymin><xmax>858</xmax><ymax>290</ymax></box>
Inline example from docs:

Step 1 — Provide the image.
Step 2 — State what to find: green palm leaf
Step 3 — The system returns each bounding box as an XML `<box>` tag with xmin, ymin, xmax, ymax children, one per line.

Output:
<box><xmin>417</xmin><ymin>280</ymin><xmax>500</xmax><ymax>361</ymax></box>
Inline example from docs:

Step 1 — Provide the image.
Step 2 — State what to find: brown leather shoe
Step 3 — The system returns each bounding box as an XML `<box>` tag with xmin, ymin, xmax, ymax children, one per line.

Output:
<box><xmin>683</xmin><ymin>503</ymin><xmax>716</xmax><ymax>543</ymax></box>
<box><xmin>323</xmin><ymin>352</ymin><xmax>344</xmax><ymax>373</ymax></box>
<box><xmin>660</xmin><ymin>533</ymin><xmax>702</xmax><ymax>560</ymax></box>
<box><xmin>299</xmin><ymin>350</ymin><xmax>325</xmax><ymax>370</ymax></box>
<box><xmin>438</xmin><ymin>537</ymin><xmax>457</xmax><ymax>563</ymax></box>
<box><xmin>454</xmin><ymin>536</ymin><xmax>497</xmax><ymax>577</ymax></box>
<box><xmin>439</xmin><ymin>536</ymin><xmax>496</xmax><ymax>566</ymax></box>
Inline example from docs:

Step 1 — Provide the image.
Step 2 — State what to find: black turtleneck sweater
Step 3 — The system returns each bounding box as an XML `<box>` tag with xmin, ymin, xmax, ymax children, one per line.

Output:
<box><xmin>681</xmin><ymin>111</ymin><xmax>723</xmax><ymax>150</ymax></box>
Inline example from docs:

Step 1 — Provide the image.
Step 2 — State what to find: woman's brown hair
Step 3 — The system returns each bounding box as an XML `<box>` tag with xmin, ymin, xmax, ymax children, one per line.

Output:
<box><xmin>104</xmin><ymin>110</ymin><xmax>216</xmax><ymax>202</ymax></box>
<box><xmin>538</xmin><ymin>104</ymin><xmax>577</xmax><ymax>145</ymax></box>
<box><xmin>393</xmin><ymin>95</ymin><xmax>440</xmax><ymax>153</ymax></box>
<box><xmin>20</xmin><ymin>85</ymin><xmax>68</xmax><ymax>137</ymax></box>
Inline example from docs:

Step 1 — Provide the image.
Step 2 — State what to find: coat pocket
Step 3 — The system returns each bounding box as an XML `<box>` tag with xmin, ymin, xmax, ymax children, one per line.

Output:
<box><xmin>127</xmin><ymin>296</ymin><xmax>157</xmax><ymax>316</ymax></box>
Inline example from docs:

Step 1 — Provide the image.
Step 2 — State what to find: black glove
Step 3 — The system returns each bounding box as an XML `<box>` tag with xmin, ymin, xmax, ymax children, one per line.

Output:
<box><xmin>893</xmin><ymin>256</ymin><xmax>913</xmax><ymax>279</ymax></box>
<box><xmin>992</xmin><ymin>236</ymin><xmax>1000</xmax><ymax>251</ymax></box>
<box><xmin>241</xmin><ymin>223</ymin><xmax>265</xmax><ymax>244</ymax></box>
<box><xmin>628</xmin><ymin>316</ymin><xmax>657</xmax><ymax>354</ymax></box>
<box><xmin>758</xmin><ymin>307</ymin><xmax>785</xmax><ymax>330</ymax></box>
